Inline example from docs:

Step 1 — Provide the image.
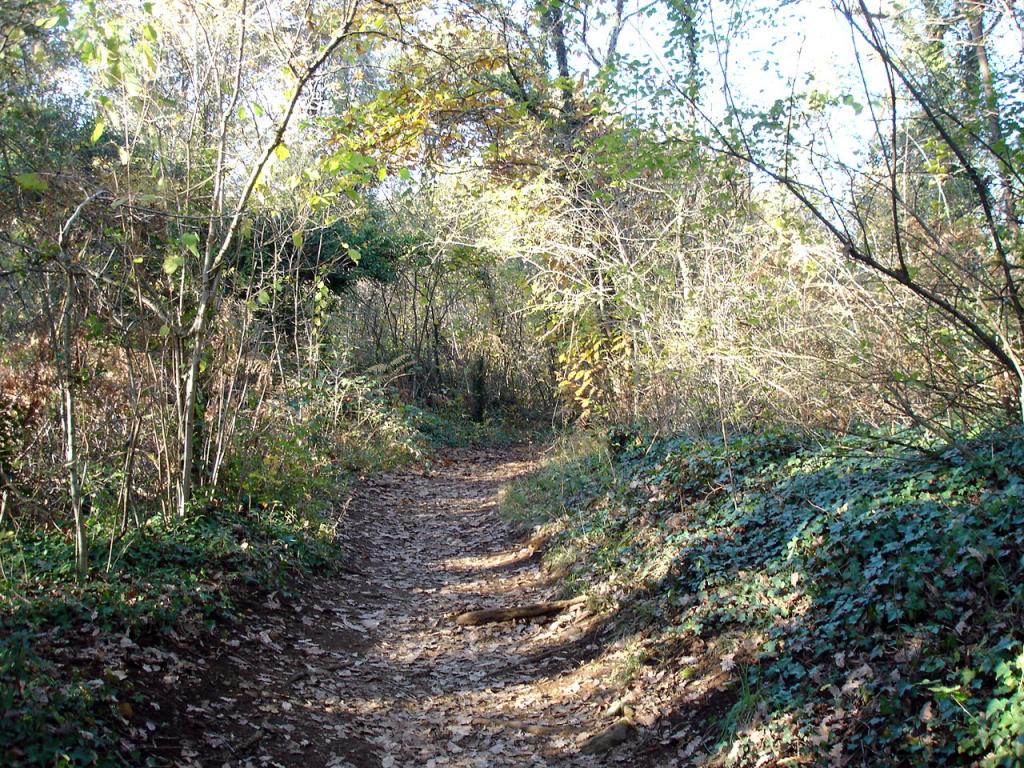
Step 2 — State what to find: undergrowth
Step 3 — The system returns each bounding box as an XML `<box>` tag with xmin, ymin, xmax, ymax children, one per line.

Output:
<box><xmin>504</xmin><ymin>427</ymin><xmax>1024</xmax><ymax>766</ymax></box>
<box><xmin>406</xmin><ymin>404</ymin><xmax>550</xmax><ymax>449</ymax></box>
<box><xmin>500</xmin><ymin>430</ymin><xmax>611</xmax><ymax>528</ymax></box>
<box><xmin>1</xmin><ymin>500</ymin><xmax>338</xmax><ymax>766</ymax></box>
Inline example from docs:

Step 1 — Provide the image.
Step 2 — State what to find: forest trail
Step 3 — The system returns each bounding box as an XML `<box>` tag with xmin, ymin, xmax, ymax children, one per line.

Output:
<box><xmin>156</xmin><ymin>448</ymin><xmax>653</xmax><ymax>767</ymax></box>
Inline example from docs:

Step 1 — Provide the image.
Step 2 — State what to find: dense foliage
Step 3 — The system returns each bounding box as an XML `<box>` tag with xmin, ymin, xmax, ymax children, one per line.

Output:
<box><xmin>506</xmin><ymin>428</ymin><xmax>1024</xmax><ymax>765</ymax></box>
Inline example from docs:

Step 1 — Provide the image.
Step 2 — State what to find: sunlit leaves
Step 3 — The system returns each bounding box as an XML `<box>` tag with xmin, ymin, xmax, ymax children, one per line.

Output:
<box><xmin>162</xmin><ymin>253</ymin><xmax>184</xmax><ymax>275</ymax></box>
<box><xmin>180</xmin><ymin>232</ymin><xmax>199</xmax><ymax>257</ymax></box>
<box><xmin>324</xmin><ymin>150</ymin><xmax>374</xmax><ymax>175</ymax></box>
<box><xmin>89</xmin><ymin>119</ymin><xmax>105</xmax><ymax>143</ymax></box>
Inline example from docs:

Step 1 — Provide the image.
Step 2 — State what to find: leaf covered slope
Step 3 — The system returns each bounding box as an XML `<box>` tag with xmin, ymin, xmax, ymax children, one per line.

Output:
<box><xmin>508</xmin><ymin>429</ymin><xmax>1024</xmax><ymax>766</ymax></box>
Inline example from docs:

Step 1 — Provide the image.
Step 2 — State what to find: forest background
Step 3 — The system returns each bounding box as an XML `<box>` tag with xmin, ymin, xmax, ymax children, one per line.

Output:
<box><xmin>1</xmin><ymin>0</ymin><xmax>1022</xmax><ymax>763</ymax></box>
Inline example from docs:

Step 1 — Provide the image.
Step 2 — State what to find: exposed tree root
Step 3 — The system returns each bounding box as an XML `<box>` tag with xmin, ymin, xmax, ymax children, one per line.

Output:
<box><xmin>453</xmin><ymin>596</ymin><xmax>586</xmax><ymax>626</ymax></box>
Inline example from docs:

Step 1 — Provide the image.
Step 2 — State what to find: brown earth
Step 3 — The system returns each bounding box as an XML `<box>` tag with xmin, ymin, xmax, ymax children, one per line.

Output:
<box><xmin>130</xmin><ymin>447</ymin><xmax>726</xmax><ymax>767</ymax></box>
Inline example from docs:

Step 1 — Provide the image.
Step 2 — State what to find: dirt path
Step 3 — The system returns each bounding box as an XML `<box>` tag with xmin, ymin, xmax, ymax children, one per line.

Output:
<box><xmin>151</xmin><ymin>447</ymin><xmax>660</xmax><ymax>767</ymax></box>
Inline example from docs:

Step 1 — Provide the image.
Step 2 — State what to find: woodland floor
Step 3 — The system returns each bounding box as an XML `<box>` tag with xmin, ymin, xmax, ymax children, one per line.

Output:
<box><xmin>132</xmin><ymin>447</ymin><xmax>709</xmax><ymax>767</ymax></box>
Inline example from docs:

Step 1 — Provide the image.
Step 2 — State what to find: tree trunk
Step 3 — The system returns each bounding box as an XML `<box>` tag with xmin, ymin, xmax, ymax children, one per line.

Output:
<box><xmin>469</xmin><ymin>354</ymin><xmax>486</xmax><ymax>422</ymax></box>
<box><xmin>57</xmin><ymin>272</ymin><xmax>88</xmax><ymax>580</ymax></box>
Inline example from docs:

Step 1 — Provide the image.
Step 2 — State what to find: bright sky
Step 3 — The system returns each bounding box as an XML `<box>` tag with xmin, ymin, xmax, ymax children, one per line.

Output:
<box><xmin>616</xmin><ymin>0</ymin><xmax>885</xmax><ymax>167</ymax></box>
<box><xmin>616</xmin><ymin>0</ymin><xmax>1021</xmax><ymax>168</ymax></box>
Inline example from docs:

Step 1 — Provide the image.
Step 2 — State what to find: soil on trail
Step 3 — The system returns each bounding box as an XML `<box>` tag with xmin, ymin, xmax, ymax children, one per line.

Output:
<box><xmin>144</xmin><ymin>447</ymin><xmax>681</xmax><ymax>767</ymax></box>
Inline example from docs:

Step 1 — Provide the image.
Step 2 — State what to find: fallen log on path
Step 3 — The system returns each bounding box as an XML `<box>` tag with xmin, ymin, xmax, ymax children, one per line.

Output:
<box><xmin>454</xmin><ymin>596</ymin><xmax>586</xmax><ymax>626</ymax></box>
<box><xmin>470</xmin><ymin>716</ymin><xmax>580</xmax><ymax>735</ymax></box>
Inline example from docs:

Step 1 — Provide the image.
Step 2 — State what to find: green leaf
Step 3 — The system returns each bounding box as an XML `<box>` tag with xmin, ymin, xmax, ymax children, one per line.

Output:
<box><xmin>158</xmin><ymin>324</ymin><xmax>170</xmax><ymax>338</ymax></box>
<box><xmin>13</xmin><ymin>173</ymin><xmax>48</xmax><ymax>193</ymax></box>
<box><xmin>350</xmin><ymin>152</ymin><xmax>373</xmax><ymax>169</ymax></box>
<box><xmin>90</xmin><ymin>119</ymin><xmax>105</xmax><ymax>144</ymax></box>
<box><xmin>398</xmin><ymin>168</ymin><xmax>412</xmax><ymax>182</ymax></box>
<box><xmin>347</xmin><ymin>247</ymin><xmax>361</xmax><ymax>264</ymax></box>
<box><xmin>274</xmin><ymin>144</ymin><xmax>290</xmax><ymax>162</ymax></box>
<box><xmin>162</xmin><ymin>254</ymin><xmax>184</xmax><ymax>275</ymax></box>
<box><xmin>291</xmin><ymin>231</ymin><xmax>304</xmax><ymax>249</ymax></box>
<box><xmin>257</xmin><ymin>290</ymin><xmax>270</xmax><ymax>305</ymax></box>
<box><xmin>180</xmin><ymin>232</ymin><xmax>200</xmax><ymax>257</ymax></box>
<box><xmin>842</xmin><ymin>94</ymin><xmax>864</xmax><ymax>115</ymax></box>
<box><xmin>377</xmin><ymin>166</ymin><xmax>388</xmax><ymax>182</ymax></box>
<box><xmin>141</xmin><ymin>23</ymin><xmax>157</xmax><ymax>41</ymax></box>
<box><xmin>141</xmin><ymin>41</ymin><xmax>155</xmax><ymax>73</ymax></box>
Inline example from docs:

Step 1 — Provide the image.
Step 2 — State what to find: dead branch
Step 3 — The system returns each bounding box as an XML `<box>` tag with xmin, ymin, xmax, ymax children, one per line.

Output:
<box><xmin>454</xmin><ymin>596</ymin><xmax>585</xmax><ymax>626</ymax></box>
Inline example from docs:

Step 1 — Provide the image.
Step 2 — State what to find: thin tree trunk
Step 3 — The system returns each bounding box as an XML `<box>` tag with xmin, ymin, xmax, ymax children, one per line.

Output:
<box><xmin>51</xmin><ymin>195</ymin><xmax>100</xmax><ymax>577</ymax></box>
<box><xmin>56</xmin><ymin>272</ymin><xmax>88</xmax><ymax>580</ymax></box>
<box><xmin>967</xmin><ymin>2</ymin><xmax>1019</xmax><ymax>234</ymax></box>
